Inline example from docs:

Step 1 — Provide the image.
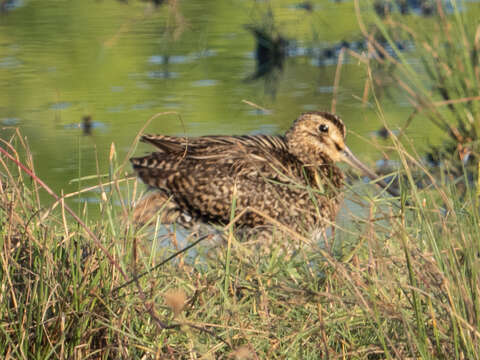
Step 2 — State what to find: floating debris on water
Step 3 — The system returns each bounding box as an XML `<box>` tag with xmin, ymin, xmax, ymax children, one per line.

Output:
<box><xmin>64</xmin><ymin>118</ymin><xmax>105</xmax><ymax>133</ymax></box>
<box><xmin>82</xmin><ymin>115</ymin><xmax>92</xmax><ymax>135</ymax></box>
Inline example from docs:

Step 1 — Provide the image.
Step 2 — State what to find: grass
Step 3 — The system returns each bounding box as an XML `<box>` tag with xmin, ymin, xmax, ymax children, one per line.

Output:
<box><xmin>356</xmin><ymin>0</ymin><xmax>480</xmax><ymax>173</ymax></box>
<box><xmin>2</xmin><ymin>1</ymin><xmax>480</xmax><ymax>358</ymax></box>
<box><xmin>1</xmin><ymin>119</ymin><xmax>480</xmax><ymax>359</ymax></box>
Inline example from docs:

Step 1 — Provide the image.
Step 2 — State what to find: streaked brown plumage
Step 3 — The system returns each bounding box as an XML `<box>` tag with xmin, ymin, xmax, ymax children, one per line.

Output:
<box><xmin>130</xmin><ymin>111</ymin><xmax>396</xmax><ymax>235</ymax></box>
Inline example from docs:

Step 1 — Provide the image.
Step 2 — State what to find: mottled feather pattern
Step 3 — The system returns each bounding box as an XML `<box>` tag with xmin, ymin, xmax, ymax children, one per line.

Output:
<box><xmin>130</xmin><ymin>112</ymin><xmax>348</xmax><ymax>233</ymax></box>
<box><xmin>141</xmin><ymin>134</ymin><xmax>289</xmax><ymax>157</ymax></box>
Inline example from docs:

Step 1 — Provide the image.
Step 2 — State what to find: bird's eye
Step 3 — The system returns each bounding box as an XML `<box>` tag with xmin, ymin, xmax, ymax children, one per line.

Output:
<box><xmin>319</xmin><ymin>124</ymin><xmax>329</xmax><ymax>133</ymax></box>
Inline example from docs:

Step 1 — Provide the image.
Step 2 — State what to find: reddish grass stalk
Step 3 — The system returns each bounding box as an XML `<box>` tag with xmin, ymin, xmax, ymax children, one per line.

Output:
<box><xmin>0</xmin><ymin>143</ymin><xmax>127</xmax><ymax>280</ymax></box>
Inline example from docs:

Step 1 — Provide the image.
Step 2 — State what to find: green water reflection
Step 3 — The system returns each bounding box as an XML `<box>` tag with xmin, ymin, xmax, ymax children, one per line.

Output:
<box><xmin>1</xmin><ymin>0</ymin><xmax>476</xmax><ymax>210</ymax></box>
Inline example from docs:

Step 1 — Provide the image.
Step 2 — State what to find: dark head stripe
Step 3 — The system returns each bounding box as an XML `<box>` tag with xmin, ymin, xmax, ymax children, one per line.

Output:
<box><xmin>301</xmin><ymin>111</ymin><xmax>345</xmax><ymax>138</ymax></box>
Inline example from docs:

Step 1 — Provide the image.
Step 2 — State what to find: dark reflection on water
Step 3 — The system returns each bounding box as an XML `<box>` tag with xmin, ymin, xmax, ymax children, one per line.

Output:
<box><xmin>0</xmin><ymin>0</ymin><xmax>478</xmax><ymax>213</ymax></box>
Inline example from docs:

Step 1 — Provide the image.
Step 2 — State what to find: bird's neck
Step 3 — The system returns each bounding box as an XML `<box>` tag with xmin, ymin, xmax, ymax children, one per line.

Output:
<box><xmin>287</xmin><ymin>145</ymin><xmax>344</xmax><ymax>190</ymax></box>
<box><xmin>286</xmin><ymin>141</ymin><xmax>333</xmax><ymax>167</ymax></box>
<box><xmin>300</xmin><ymin>160</ymin><xmax>344</xmax><ymax>188</ymax></box>
<box><xmin>284</xmin><ymin>131</ymin><xmax>330</xmax><ymax>166</ymax></box>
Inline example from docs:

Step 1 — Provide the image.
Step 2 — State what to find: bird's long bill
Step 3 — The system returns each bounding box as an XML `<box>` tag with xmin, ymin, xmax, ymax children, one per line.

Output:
<box><xmin>342</xmin><ymin>146</ymin><xmax>399</xmax><ymax>197</ymax></box>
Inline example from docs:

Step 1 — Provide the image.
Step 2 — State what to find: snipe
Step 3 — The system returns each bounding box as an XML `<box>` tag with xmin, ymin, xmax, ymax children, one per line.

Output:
<box><xmin>130</xmin><ymin>111</ymin><xmax>397</xmax><ymax>235</ymax></box>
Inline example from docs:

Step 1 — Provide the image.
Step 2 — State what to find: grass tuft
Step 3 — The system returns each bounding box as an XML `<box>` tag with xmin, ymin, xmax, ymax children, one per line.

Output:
<box><xmin>1</xmin><ymin>121</ymin><xmax>480</xmax><ymax>358</ymax></box>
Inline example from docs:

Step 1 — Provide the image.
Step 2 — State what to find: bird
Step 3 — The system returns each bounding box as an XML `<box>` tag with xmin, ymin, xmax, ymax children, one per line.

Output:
<box><xmin>130</xmin><ymin>111</ymin><xmax>398</xmax><ymax>236</ymax></box>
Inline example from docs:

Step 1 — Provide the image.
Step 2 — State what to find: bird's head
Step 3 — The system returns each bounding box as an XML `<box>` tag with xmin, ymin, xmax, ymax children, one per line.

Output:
<box><xmin>285</xmin><ymin>111</ymin><xmax>348</xmax><ymax>164</ymax></box>
<box><xmin>286</xmin><ymin>111</ymin><xmax>399</xmax><ymax>196</ymax></box>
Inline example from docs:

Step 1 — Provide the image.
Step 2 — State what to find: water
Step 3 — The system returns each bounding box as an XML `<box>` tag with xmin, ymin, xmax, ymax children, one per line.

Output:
<box><xmin>0</xmin><ymin>0</ymin><xmax>477</xmax><ymax>211</ymax></box>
